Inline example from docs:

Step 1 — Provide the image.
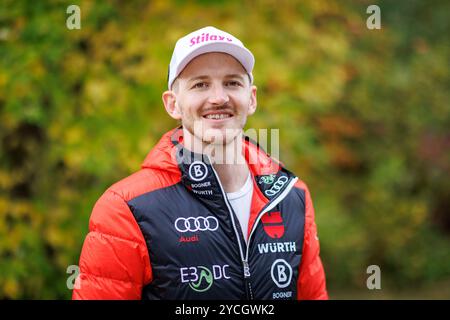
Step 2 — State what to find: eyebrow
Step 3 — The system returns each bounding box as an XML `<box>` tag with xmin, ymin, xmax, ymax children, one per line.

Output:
<box><xmin>224</xmin><ymin>74</ymin><xmax>246</xmax><ymax>81</ymax></box>
<box><xmin>187</xmin><ymin>74</ymin><xmax>246</xmax><ymax>82</ymax></box>
<box><xmin>187</xmin><ymin>75</ymin><xmax>210</xmax><ymax>83</ymax></box>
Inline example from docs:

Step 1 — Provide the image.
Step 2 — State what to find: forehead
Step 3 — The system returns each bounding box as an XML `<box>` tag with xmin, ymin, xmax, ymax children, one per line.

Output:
<box><xmin>178</xmin><ymin>52</ymin><xmax>247</xmax><ymax>80</ymax></box>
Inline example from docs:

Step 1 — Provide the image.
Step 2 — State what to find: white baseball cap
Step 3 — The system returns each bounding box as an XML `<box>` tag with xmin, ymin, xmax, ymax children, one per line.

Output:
<box><xmin>167</xmin><ymin>26</ymin><xmax>254</xmax><ymax>89</ymax></box>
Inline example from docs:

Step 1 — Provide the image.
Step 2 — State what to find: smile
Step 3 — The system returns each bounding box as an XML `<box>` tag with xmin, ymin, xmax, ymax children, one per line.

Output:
<box><xmin>203</xmin><ymin>113</ymin><xmax>233</xmax><ymax>120</ymax></box>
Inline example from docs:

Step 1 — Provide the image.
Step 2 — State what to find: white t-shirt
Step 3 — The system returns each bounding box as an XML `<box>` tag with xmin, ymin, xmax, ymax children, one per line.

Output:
<box><xmin>226</xmin><ymin>173</ymin><xmax>253</xmax><ymax>244</ymax></box>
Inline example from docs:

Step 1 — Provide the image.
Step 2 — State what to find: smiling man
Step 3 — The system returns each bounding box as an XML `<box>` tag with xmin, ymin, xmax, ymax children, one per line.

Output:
<box><xmin>163</xmin><ymin>51</ymin><xmax>257</xmax><ymax>195</ymax></box>
<box><xmin>73</xmin><ymin>26</ymin><xmax>328</xmax><ymax>300</ymax></box>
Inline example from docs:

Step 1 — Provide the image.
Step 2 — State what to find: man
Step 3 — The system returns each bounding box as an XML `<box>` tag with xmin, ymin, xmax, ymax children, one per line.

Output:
<box><xmin>73</xmin><ymin>26</ymin><xmax>328</xmax><ymax>300</ymax></box>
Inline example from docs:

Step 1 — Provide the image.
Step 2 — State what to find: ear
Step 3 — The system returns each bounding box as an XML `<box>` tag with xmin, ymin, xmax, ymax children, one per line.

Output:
<box><xmin>247</xmin><ymin>85</ymin><xmax>257</xmax><ymax>116</ymax></box>
<box><xmin>162</xmin><ymin>90</ymin><xmax>182</xmax><ymax>120</ymax></box>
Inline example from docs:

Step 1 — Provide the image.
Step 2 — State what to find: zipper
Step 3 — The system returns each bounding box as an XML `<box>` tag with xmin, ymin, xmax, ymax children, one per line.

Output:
<box><xmin>245</xmin><ymin>278</ymin><xmax>254</xmax><ymax>300</ymax></box>
<box><xmin>207</xmin><ymin>156</ymin><xmax>247</xmax><ymax>275</ymax></box>
<box><xmin>207</xmin><ymin>155</ymin><xmax>298</xmax><ymax>299</ymax></box>
<box><xmin>243</xmin><ymin>260</ymin><xmax>250</xmax><ymax>277</ymax></box>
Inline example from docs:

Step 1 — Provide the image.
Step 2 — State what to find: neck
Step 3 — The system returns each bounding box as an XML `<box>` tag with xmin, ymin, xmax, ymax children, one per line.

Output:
<box><xmin>182</xmin><ymin>127</ymin><xmax>250</xmax><ymax>193</ymax></box>
<box><xmin>213</xmin><ymin>162</ymin><xmax>249</xmax><ymax>193</ymax></box>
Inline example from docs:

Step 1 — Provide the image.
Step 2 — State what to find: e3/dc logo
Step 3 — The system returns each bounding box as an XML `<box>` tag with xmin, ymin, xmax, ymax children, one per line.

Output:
<box><xmin>271</xmin><ymin>259</ymin><xmax>292</xmax><ymax>288</ymax></box>
<box><xmin>189</xmin><ymin>161</ymin><xmax>208</xmax><ymax>181</ymax></box>
<box><xmin>180</xmin><ymin>265</ymin><xmax>231</xmax><ymax>293</ymax></box>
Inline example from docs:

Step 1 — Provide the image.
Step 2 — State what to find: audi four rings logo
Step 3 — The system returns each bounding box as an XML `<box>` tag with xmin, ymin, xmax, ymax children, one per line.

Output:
<box><xmin>175</xmin><ymin>216</ymin><xmax>219</xmax><ymax>233</ymax></box>
<box><xmin>265</xmin><ymin>176</ymin><xmax>289</xmax><ymax>197</ymax></box>
<box><xmin>189</xmin><ymin>161</ymin><xmax>208</xmax><ymax>182</ymax></box>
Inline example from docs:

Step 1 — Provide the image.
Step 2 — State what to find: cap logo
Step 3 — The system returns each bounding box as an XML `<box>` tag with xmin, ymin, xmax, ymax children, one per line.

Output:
<box><xmin>190</xmin><ymin>33</ymin><xmax>234</xmax><ymax>47</ymax></box>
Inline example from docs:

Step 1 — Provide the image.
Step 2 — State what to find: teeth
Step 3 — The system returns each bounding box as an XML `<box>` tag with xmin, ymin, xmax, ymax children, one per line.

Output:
<box><xmin>205</xmin><ymin>114</ymin><xmax>231</xmax><ymax>119</ymax></box>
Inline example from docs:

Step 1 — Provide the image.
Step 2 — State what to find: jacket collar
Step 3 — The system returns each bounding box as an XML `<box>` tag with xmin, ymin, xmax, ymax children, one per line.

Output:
<box><xmin>142</xmin><ymin>127</ymin><xmax>296</xmax><ymax>205</ymax></box>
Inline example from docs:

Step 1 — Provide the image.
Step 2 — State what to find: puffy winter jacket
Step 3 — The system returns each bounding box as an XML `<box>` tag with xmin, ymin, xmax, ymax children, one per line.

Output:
<box><xmin>72</xmin><ymin>127</ymin><xmax>328</xmax><ymax>300</ymax></box>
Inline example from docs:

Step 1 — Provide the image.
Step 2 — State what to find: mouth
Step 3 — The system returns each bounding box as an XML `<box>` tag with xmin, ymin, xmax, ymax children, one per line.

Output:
<box><xmin>202</xmin><ymin>111</ymin><xmax>234</xmax><ymax>121</ymax></box>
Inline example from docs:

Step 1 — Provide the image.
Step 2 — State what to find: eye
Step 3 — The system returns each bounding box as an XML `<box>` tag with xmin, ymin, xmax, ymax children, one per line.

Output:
<box><xmin>192</xmin><ymin>82</ymin><xmax>208</xmax><ymax>89</ymax></box>
<box><xmin>226</xmin><ymin>81</ymin><xmax>242</xmax><ymax>87</ymax></box>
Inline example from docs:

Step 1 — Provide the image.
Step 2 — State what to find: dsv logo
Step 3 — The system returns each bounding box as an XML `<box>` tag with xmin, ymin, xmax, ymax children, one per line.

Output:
<box><xmin>175</xmin><ymin>216</ymin><xmax>219</xmax><ymax>233</ymax></box>
<box><xmin>265</xmin><ymin>176</ymin><xmax>288</xmax><ymax>197</ymax></box>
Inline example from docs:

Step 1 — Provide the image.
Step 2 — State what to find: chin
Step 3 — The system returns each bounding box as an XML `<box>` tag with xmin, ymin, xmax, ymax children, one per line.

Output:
<box><xmin>202</xmin><ymin>127</ymin><xmax>241</xmax><ymax>146</ymax></box>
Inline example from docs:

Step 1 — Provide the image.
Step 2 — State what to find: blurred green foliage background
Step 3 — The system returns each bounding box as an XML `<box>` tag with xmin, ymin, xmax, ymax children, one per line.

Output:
<box><xmin>1</xmin><ymin>0</ymin><xmax>449</xmax><ymax>299</ymax></box>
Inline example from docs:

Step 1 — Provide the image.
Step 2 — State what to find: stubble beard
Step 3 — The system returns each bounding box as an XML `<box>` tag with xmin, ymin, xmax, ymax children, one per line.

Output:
<box><xmin>182</xmin><ymin>118</ymin><xmax>246</xmax><ymax>165</ymax></box>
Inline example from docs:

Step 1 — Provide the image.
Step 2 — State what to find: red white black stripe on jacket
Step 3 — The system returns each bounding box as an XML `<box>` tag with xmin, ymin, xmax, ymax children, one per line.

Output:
<box><xmin>73</xmin><ymin>127</ymin><xmax>328</xmax><ymax>300</ymax></box>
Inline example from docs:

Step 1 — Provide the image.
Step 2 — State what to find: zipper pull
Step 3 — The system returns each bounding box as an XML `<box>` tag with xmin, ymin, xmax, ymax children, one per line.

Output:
<box><xmin>243</xmin><ymin>260</ymin><xmax>251</xmax><ymax>278</ymax></box>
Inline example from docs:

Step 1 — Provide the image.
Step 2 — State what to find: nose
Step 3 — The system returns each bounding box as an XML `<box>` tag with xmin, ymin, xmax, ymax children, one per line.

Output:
<box><xmin>208</xmin><ymin>84</ymin><xmax>229</xmax><ymax>105</ymax></box>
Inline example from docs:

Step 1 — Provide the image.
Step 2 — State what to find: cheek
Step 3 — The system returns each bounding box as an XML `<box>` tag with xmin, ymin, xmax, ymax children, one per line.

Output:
<box><xmin>235</xmin><ymin>96</ymin><xmax>252</xmax><ymax>115</ymax></box>
<box><xmin>187</xmin><ymin>105</ymin><xmax>202</xmax><ymax>118</ymax></box>
<box><xmin>176</xmin><ymin>98</ymin><xmax>192</xmax><ymax>116</ymax></box>
<box><xmin>179</xmin><ymin>106</ymin><xmax>201</xmax><ymax>123</ymax></box>
<box><xmin>180</xmin><ymin>95</ymin><xmax>204</xmax><ymax>117</ymax></box>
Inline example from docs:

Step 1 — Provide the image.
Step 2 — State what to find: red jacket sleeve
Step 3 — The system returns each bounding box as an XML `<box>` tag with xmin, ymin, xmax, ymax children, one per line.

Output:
<box><xmin>296</xmin><ymin>181</ymin><xmax>328</xmax><ymax>300</ymax></box>
<box><xmin>72</xmin><ymin>189</ymin><xmax>152</xmax><ymax>300</ymax></box>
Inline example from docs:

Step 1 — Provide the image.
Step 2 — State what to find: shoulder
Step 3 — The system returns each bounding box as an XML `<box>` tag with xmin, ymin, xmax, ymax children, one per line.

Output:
<box><xmin>107</xmin><ymin>168</ymin><xmax>181</xmax><ymax>202</ymax></box>
<box><xmin>288</xmin><ymin>177</ymin><xmax>310</xmax><ymax>203</ymax></box>
<box><xmin>293</xmin><ymin>178</ymin><xmax>310</xmax><ymax>195</ymax></box>
<box><xmin>88</xmin><ymin>168</ymin><xmax>181</xmax><ymax>239</ymax></box>
<box><xmin>291</xmin><ymin>177</ymin><xmax>316</xmax><ymax>222</ymax></box>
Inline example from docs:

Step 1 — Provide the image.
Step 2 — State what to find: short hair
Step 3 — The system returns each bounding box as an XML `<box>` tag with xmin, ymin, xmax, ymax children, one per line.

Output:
<box><xmin>171</xmin><ymin>78</ymin><xmax>180</xmax><ymax>92</ymax></box>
